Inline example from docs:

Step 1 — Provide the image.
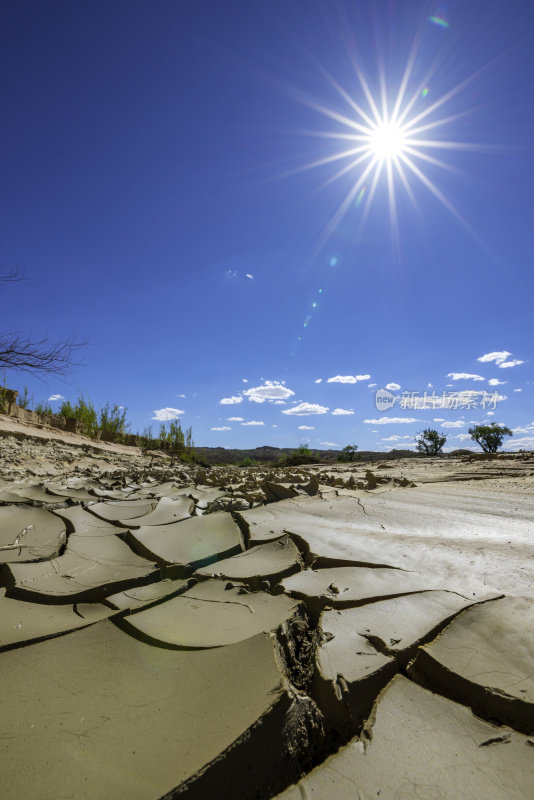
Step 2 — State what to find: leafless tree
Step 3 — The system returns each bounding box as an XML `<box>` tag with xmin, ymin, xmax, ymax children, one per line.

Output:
<box><xmin>0</xmin><ymin>268</ymin><xmax>86</xmax><ymax>378</ymax></box>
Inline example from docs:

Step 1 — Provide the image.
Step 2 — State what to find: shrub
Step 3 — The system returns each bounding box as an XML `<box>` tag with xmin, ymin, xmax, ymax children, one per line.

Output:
<box><xmin>158</xmin><ymin>419</ymin><xmax>195</xmax><ymax>456</ymax></box>
<box><xmin>35</xmin><ymin>401</ymin><xmax>53</xmax><ymax>415</ymax></box>
<box><xmin>58</xmin><ymin>395</ymin><xmax>98</xmax><ymax>438</ymax></box>
<box><xmin>17</xmin><ymin>386</ymin><xmax>34</xmax><ymax>409</ymax></box>
<box><xmin>99</xmin><ymin>403</ymin><xmax>129</xmax><ymax>442</ymax></box>
<box><xmin>239</xmin><ymin>456</ymin><xmax>259</xmax><ymax>466</ymax></box>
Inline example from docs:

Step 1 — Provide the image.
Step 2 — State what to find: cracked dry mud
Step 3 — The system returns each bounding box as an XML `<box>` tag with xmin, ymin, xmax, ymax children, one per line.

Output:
<box><xmin>0</xmin><ymin>434</ymin><xmax>533</xmax><ymax>799</ymax></box>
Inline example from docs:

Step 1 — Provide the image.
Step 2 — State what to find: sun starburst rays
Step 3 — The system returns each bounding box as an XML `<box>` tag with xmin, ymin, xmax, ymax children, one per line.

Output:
<box><xmin>295</xmin><ymin>50</ymin><xmax>485</xmax><ymax>252</ymax></box>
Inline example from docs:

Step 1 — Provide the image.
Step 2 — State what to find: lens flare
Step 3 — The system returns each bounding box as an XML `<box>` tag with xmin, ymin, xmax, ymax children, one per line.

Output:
<box><xmin>429</xmin><ymin>16</ymin><xmax>449</xmax><ymax>28</ymax></box>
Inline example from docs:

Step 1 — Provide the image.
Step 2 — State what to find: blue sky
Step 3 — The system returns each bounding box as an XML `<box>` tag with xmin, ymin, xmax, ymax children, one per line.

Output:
<box><xmin>1</xmin><ymin>0</ymin><xmax>533</xmax><ymax>451</ymax></box>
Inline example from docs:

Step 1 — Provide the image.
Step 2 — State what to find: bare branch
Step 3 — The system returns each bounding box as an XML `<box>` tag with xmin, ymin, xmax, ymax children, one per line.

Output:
<box><xmin>0</xmin><ymin>270</ymin><xmax>87</xmax><ymax>379</ymax></box>
<box><xmin>0</xmin><ymin>332</ymin><xmax>86</xmax><ymax>378</ymax></box>
<box><xmin>0</xmin><ymin>267</ymin><xmax>25</xmax><ymax>284</ymax></box>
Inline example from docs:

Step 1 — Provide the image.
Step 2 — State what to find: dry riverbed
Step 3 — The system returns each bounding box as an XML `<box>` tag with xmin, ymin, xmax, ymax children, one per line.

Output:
<box><xmin>1</xmin><ymin>422</ymin><xmax>533</xmax><ymax>799</ymax></box>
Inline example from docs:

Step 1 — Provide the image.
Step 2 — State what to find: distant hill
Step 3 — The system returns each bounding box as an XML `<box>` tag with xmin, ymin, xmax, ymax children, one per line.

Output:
<box><xmin>193</xmin><ymin>445</ymin><xmax>419</xmax><ymax>465</ymax></box>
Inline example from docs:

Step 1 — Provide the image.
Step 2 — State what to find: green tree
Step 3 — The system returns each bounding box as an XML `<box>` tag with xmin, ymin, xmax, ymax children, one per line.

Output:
<box><xmin>415</xmin><ymin>428</ymin><xmax>447</xmax><ymax>455</ymax></box>
<box><xmin>337</xmin><ymin>444</ymin><xmax>359</xmax><ymax>462</ymax></box>
<box><xmin>468</xmin><ymin>423</ymin><xmax>513</xmax><ymax>453</ymax></box>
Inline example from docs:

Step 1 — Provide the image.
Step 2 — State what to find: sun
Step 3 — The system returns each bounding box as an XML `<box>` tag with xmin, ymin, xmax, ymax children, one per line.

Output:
<box><xmin>287</xmin><ymin>41</ymin><xmax>482</xmax><ymax>250</ymax></box>
<box><xmin>367</xmin><ymin>122</ymin><xmax>407</xmax><ymax>161</ymax></box>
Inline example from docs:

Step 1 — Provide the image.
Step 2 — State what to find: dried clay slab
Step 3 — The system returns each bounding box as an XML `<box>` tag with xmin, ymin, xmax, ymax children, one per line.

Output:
<box><xmin>279</xmin><ymin>566</ymin><xmax>440</xmax><ymax>614</ymax></box>
<box><xmin>121</xmin><ymin>578</ymin><xmax>303</xmax><ymax>648</ymax></box>
<box><xmin>0</xmin><ymin>504</ymin><xmax>66</xmax><ymax>563</ymax></box>
<box><xmin>0</xmin><ymin>621</ymin><xmax>295</xmax><ymax>800</ymax></box>
<box><xmin>119</xmin><ymin>495</ymin><xmax>194</xmax><ymax>527</ymax></box>
<box><xmin>52</xmin><ymin>505</ymin><xmax>127</xmax><ymax>536</ymax></box>
<box><xmin>276</xmin><ymin>675</ymin><xmax>534</xmax><ymax>800</ymax></box>
<box><xmin>313</xmin><ymin>590</ymin><xmax>495</xmax><ymax>735</ymax></box>
<box><xmin>5</xmin><ymin>533</ymin><xmax>157</xmax><ymax>601</ymax></box>
<box><xmin>0</xmin><ymin>587</ymin><xmax>114</xmax><ymax>650</ymax></box>
<box><xmin>87</xmin><ymin>499</ymin><xmax>157</xmax><ymax>523</ymax></box>
<box><xmin>125</xmin><ymin>511</ymin><xmax>243</xmax><ymax>570</ymax></box>
<box><xmin>408</xmin><ymin>595</ymin><xmax>534</xmax><ymax>734</ymax></box>
<box><xmin>195</xmin><ymin>535</ymin><xmax>302</xmax><ymax>588</ymax></box>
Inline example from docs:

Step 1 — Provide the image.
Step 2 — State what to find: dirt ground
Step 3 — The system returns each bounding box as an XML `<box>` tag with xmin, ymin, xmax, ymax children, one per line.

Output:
<box><xmin>1</xmin><ymin>416</ymin><xmax>533</xmax><ymax>800</ymax></box>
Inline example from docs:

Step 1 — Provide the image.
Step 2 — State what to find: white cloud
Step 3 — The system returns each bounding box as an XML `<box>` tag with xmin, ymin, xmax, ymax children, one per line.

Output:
<box><xmin>246</xmin><ymin>273</ymin><xmax>253</xmax><ymax>279</ymax></box>
<box><xmin>225</xmin><ymin>269</ymin><xmax>238</xmax><ymax>279</ymax></box>
<box><xmin>442</xmin><ymin>420</ymin><xmax>465</xmax><ymax>428</ymax></box>
<box><xmin>227</xmin><ymin>416</ymin><xmax>244</xmax><ymax>422</ymax></box>
<box><xmin>242</xmin><ymin>379</ymin><xmax>248</xmax><ymax>383</ymax></box>
<box><xmin>273</xmin><ymin>400</ymin><xmax>286</xmax><ymax>405</ymax></box>
<box><xmin>499</xmin><ymin>360</ymin><xmax>524</xmax><ymax>368</ymax></box>
<box><xmin>327</xmin><ymin>374</ymin><xmax>370</xmax><ymax>383</ymax></box>
<box><xmin>513</xmin><ymin>424</ymin><xmax>534</xmax><ymax>434</ymax></box>
<box><xmin>456</xmin><ymin>433</ymin><xmax>472</xmax><ymax>441</ymax></box>
<box><xmin>332</xmin><ymin>408</ymin><xmax>354</xmax><ymax>415</ymax></box>
<box><xmin>514</xmin><ymin>388</ymin><xmax>522</xmax><ymax>392</ymax></box>
<box><xmin>177</xmin><ymin>393</ymin><xmax>186</xmax><ymax>398</ymax></box>
<box><xmin>241</xmin><ymin>420</ymin><xmax>265</xmax><ymax>426</ymax></box>
<box><xmin>152</xmin><ymin>408</ymin><xmax>184</xmax><ymax>421</ymax></box>
<box><xmin>244</xmin><ymin>381</ymin><xmax>295</xmax><ymax>403</ymax></box>
<box><xmin>433</xmin><ymin>418</ymin><xmax>445</xmax><ymax>422</ymax></box>
<box><xmin>447</xmin><ymin>373</ymin><xmax>484</xmax><ymax>381</ymax></box>
<box><xmin>368</xmin><ymin>383</ymin><xmax>377</xmax><ymax>388</ymax></box>
<box><xmin>315</xmin><ymin>378</ymin><xmax>322</xmax><ymax>384</ymax></box>
<box><xmin>487</xmin><ymin>411</ymin><xmax>494</xmax><ymax>416</ymax></box>
<box><xmin>298</xmin><ymin>425</ymin><xmax>315</xmax><ymax>430</ymax></box>
<box><xmin>220</xmin><ymin>396</ymin><xmax>243</xmax><ymax>405</ymax></box>
<box><xmin>385</xmin><ymin>382</ymin><xmax>400</xmax><ymax>391</ymax></box>
<box><xmin>320</xmin><ymin>441</ymin><xmax>339</xmax><ymax>447</ymax></box>
<box><xmin>282</xmin><ymin>402</ymin><xmax>329</xmax><ymax>416</ymax></box>
<box><xmin>382</xmin><ymin>435</ymin><xmax>412</xmax><ymax>441</ymax></box>
<box><xmin>211</xmin><ymin>426</ymin><xmax>231</xmax><ymax>431</ymax></box>
<box><xmin>503</xmin><ymin>435</ymin><xmax>534</xmax><ymax>451</ymax></box>
<box><xmin>427</xmin><ymin>383</ymin><xmax>433</xmax><ymax>388</ymax></box>
<box><xmin>477</xmin><ymin>351</ymin><xmax>511</xmax><ymax>365</ymax></box>
<box><xmin>488</xmin><ymin>378</ymin><xmax>507</xmax><ymax>386</ymax></box>
<box><xmin>363</xmin><ymin>417</ymin><xmax>420</xmax><ymax>424</ymax></box>
<box><xmin>48</xmin><ymin>394</ymin><xmax>64</xmax><ymax>401</ymax></box>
